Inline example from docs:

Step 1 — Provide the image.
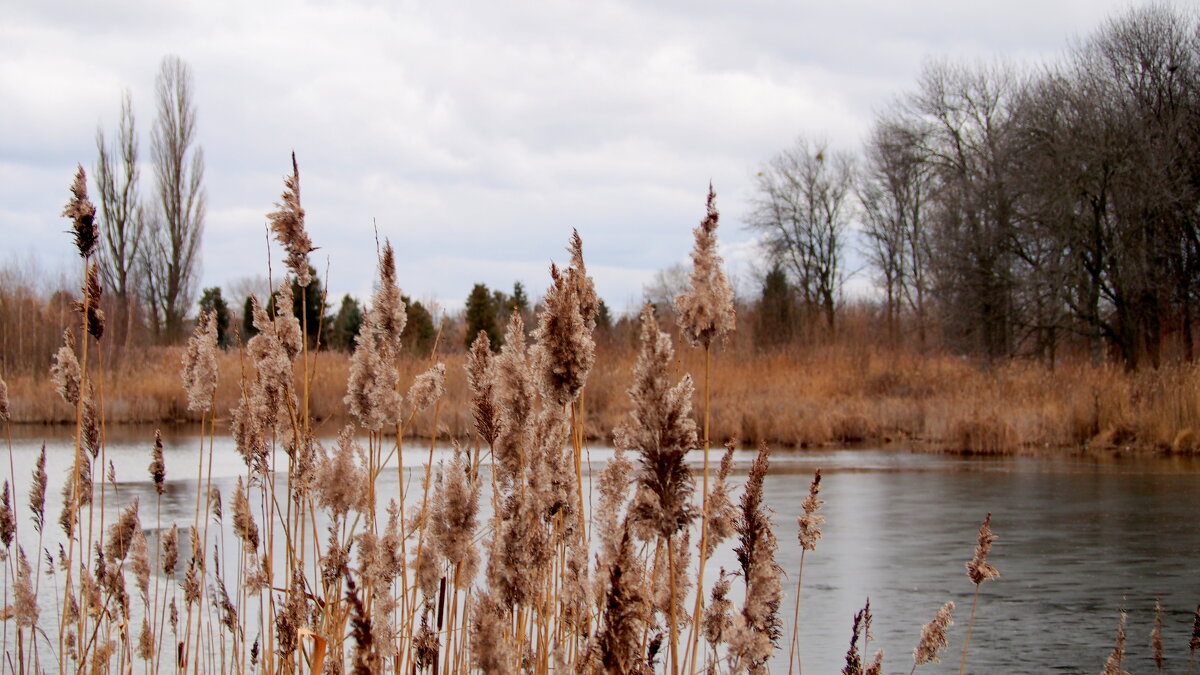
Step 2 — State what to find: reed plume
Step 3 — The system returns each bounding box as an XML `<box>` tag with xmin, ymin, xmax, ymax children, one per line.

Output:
<box><xmin>675</xmin><ymin>184</ymin><xmax>735</xmax><ymax>349</ymax></box>
<box><xmin>317</xmin><ymin>426</ymin><xmax>371</xmax><ymax>519</ymax></box>
<box><xmin>789</xmin><ymin>468</ymin><xmax>825</xmax><ymax>673</ymax></box>
<box><xmin>149</xmin><ymin>430</ymin><xmax>166</xmax><ymax>494</ymax></box>
<box><xmin>492</xmin><ymin>312</ymin><xmax>535</xmax><ymax>490</ymax></box>
<box><xmin>161</xmin><ymin>524</ymin><xmax>178</xmax><ymax>575</ymax></box>
<box><xmin>429</xmin><ymin>445</ymin><xmax>481</xmax><ymax>588</ymax></box>
<box><xmin>466</xmin><ymin>331</ymin><xmax>500</xmax><ymax>445</ymax></box>
<box><xmin>1101</xmin><ymin>609</ymin><xmax>1129</xmax><ymax>675</ymax></box>
<box><xmin>470</xmin><ymin>592</ymin><xmax>515</xmax><ymax>674</ymax></box>
<box><xmin>0</xmin><ymin>482</ymin><xmax>13</xmax><ymax>550</ymax></box>
<box><xmin>182</xmin><ymin>310</ymin><xmax>218</xmax><ymax>412</ymax></box>
<box><xmin>231</xmin><ymin>476</ymin><xmax>260</xmax><ymax>551</ymax></box>
<box><xmin>14</xmin><ymin>547</ymin><xmax>37</xmax><ymax>628</ymax></box>
<box><xmin>268</xmin><ymin>152</ymin><xmax>314</xmax><ymax>287</ymax></box>
<box><xmin>842</xmin><ymin>599</ymin><xmax>873</xmax><ymax>675</ymax></box>
<box><xmin>959</xmin><ymin>513</ymin><xmax>998</xmax><ymax>674</ymax></box>
<box><xmin>75</xmin><ymin>261</ymin><xmax>105</xmax><ymax>341</ymax></box>
<box><xmin>50</xmin><ymin>330</ymin><xmax>81</xmax><ymax>406</ymax></box>
<box><xmin>63</xmin><ymin>165</ymin><xmax>98</xmax><ymax>259</ymax></box>
<box><xmin>590</xmin><ymin>527</ymin><xmax>650</xmax><ymax>674</ymax></box>
<box><xmin>911</xmin><ymin>601</ymin><xmax>954</xmax><ymax>673</ymax></box>
<box><xmin>729</xmin><ymin>443</ymin><xmax>783</xmax><ymax>673</ymax></box>
<box><xmin>29</xmin><ymin>445</ymin><xmax>46</xmax><ymax>534</ymax></box>
<box><xmin>407</xmin><ymin>361</ymin><xmax>447</xmax><ymax>414</ymax></box>
<box><xmin>0</xmin><ymin>375</ymin><xmax>8</xmax><ymax>422</ymax></box>
<box><xmin>532</xmin><ymin>232</ymin><xmax>597</xmax><ymax>406</ymax></box>
<box><xmin>345</xmin><ymin>243</ymin><xmax>406</xmax><ymax>430</ymax></box>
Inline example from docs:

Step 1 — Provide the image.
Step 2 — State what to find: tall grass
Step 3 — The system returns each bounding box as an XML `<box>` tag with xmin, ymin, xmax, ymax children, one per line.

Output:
<box><xmin>1</xmin><ymin>164</ymin><xmax>1197</xmax><ymax>674</ymax></box>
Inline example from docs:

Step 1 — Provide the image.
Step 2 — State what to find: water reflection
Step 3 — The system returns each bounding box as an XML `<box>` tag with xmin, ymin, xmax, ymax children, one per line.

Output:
<box><xmin>3</xmin><ymin>428</ymin><xmax>1199</xmax><ymax>673</ymax></box>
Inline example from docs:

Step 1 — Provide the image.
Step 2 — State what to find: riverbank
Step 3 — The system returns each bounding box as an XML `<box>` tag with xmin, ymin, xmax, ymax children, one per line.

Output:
<box><xmin>5</xmin><ymin>343</ymin><xmax>1199</xmax><ymax>454</ymax></box>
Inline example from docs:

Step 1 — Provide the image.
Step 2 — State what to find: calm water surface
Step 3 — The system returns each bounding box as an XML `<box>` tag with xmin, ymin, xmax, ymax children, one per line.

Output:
<box><xmin>4</xmin><ymin>426</ymin><xmax>1199</xmax><ymax>673</ymax></box>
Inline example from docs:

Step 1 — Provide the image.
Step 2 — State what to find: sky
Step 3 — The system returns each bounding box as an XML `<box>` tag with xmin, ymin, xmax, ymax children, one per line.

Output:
<box><xmin>0</xmin><ymin>0</ymin><xmax>1161</xmax><ymax>315</ymax></box>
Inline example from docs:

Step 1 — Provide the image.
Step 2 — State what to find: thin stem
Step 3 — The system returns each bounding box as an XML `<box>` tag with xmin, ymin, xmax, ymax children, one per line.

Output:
<box><xmin>958</xmin><ymin>583</ymin><xmax>981</xmax><ymax>675</ymax></box>
<box><xmin>787</xmin><ymin>549</ymin><xmax>807</xmax><ymax>675</ymax></box>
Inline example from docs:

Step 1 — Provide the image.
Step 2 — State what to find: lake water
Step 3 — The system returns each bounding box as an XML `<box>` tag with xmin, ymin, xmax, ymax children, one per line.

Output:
<box><xmin>3</xmin><ymin>425</ymin><xmax>1199</xmax><ymax>673</ymax></box>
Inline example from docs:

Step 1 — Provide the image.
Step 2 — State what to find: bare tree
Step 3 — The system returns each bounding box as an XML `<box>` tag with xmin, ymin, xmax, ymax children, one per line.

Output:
<box><xmin>858</xmin><ymin>114</ymin><xmax>935</xmax><ymax>349</ymax></box>
<box><xmin>95</xmin><ymin>90</ymin><xmax>145</xmax><ymax>348</ymax></box>
<box><xmin>142</xmin><ymin>55</ymin><xmax>205</xmax><ymax>342</ymax></box>
<box><xmin>748</xmin><ymin>137</ymin><xmax>852</xmax><ymax>334</ymax></box>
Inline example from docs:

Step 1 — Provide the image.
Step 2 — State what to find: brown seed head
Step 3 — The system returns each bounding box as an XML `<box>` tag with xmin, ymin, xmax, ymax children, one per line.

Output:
<box><xmin>798</xmin><ymin>468</ymin><xmax>825</xmax><ymax>551</ymax></box>
<box><xmin>74</xmin><ymin>262</ymin><xmax>105</xmax><ymax>340</ymax></box>
<box><xmin>675</xmin><ymin>183</ymin><xmax>735</xmax><ymax>348</ymax></box>
<box><xmin>29</xmin><ymin>444</ymin><xmax>47</xmax><ymax>534</ymax></box>
<box><xmin>0</xmin><ymin>482</ymin><xmax>15</xmax><ymax>548</ymax></box>
<box><xmin>407</xmin><ymin>361</ymin><xmax>446</xmax><ymax>414</ymax></box>
<box><xmin>0</xmin><ymin>374</ymin><xmax>8</xmax><ymax>422</ymax></box>
<box><xmin>63</xmin><ymin>165</ymin><xmax>98</xmax><ymax>258</ymax></box>
<box><xmin>912</xmin><ymin>601</ymin><xmax>954</xmax><ymax>667</ymax></box>
<box><xmin>966</xmin><ymin>512</ymin><xmax>999</xmax><ymax>585</ymax></box>
<box><xmin>465</xmin><ymin>331</ymin><xmax>499</xmax><ymax>445</ymax></box>
<box><xmin>50</xmin><ymin>330</ymin><xmax>81</xmax><ymax>406</ymax></box>
<box><xmin>182</xmin><ymin>310</ymin><xmax>219</xmax><ymax>412</ymax></box>
<box><xmin>149</xmin><ymin>430</ymin><xmax>166</xmax><ymax>494</ymax></box>
<box><xmin>1101</xmin><ymin>609</ymin><xmax>1129</xmax><ymax>675</ymax></box>
<box><xmin>268</xmin><ymin>152</ymin><xmax>314</xmax><ymax>286</ymax></box>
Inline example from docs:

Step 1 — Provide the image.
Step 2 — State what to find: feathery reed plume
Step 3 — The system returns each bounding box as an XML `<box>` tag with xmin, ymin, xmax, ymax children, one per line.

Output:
<box><xmin>470</xmin><ymin>592</ymin><xmax>515</xmax><ymax>674</ymax></box>
<box><xmin>617</xmin><ymin>304</ymin><xmax>698</xmax><ymax>538</ymax></box>
<box><xmin>408</xmin><ymin>361</ymin><xmax>447</xmax><ymax>414</ymax></box>
<box><xmin>29</xmin><ymin>444</ymin><xmax>46</xmax><ymax>533</ymax></box>
<box><xmin>210</xmin><ymin>579</ymin><xmax>238</xmax><ymax>635</ymax></box>
<box><xmin>82</xmin><ymin>385</ymin><xmax>100</xmax><ymax>457</ymax></box>
<box><xmin>703</xmin><ymin>443</ymin><xmax>737</xmax><ymax>558</ymax></box>
<box><xmin>209</xmin><ymin>485</ymin><xmax>223</xmax><ymax>522</ymax></box>
<box><xmin>63</xmin><ymin>165</ymin><xmax>98</xmax><ymax>258</ymax></box>
<box><xmin>161</xmin><ymin>524</ymin><xmax>178</xmax><ymax>575</ymax></box>
<box><xmin>532</xmin><ymin>232</ymin><xmax>597</xmax><ymax>405</ymax></box>
<box><xmin>272</xmin><ymin>280</ymin><xmax>304</xmax><ymax>359</ymax></box>
<box><xmin>317</xmin><ymin>426</ymin><xmax>371</xmax><ymax>519</ymax></box>
<box><xmin>703</xmin><ymin>569</ymin><xmax>733</xmax><ymax>649</ymax></box>
<box><xmin>590</xmin><ymin>527</ymin><xmax>650</xmax><ymax>673</ymax></box>
<box><xmin>960</xmin><ymin>513</ymin><xmax>998</xmax><ymax>674</ymax></box>
<box><xmin>729</xmin><ymin>443</ymin><xmax>783</xmax><ymax>672</ymax></box>
<box><xmin>1152</xmin><ymin>599</ymin><xmax>1164</xmax><ymax>671</ymax></box>
<box><xmin>466</xmin><ymin>331</ymin><xmax>500</xmax><ymax>446</ymax></box>
<box><xmin>0</xmin><ymin>374</ymin><xmax>8</xmax><ymax>421</ymax></box>
<box><xmin>414</xmin><ymin>616</ymin><xmax>440</xmax><ymax>673</ymax></box>
<box><xmin>149</xmin><ymin>430</ymin><xmax>166</xmax><ymax>494</ymax></box>
<box><xmin>866</xmin><ymin>650</ymin><xmax>884</xmax><ymax>675</ymax></box>
<box><xmin>675</xmin><ymin>184</ymin><xmax>735</xmax><ymax>348</ymax></box>
<box><xmin>798</xmin><ymin>469</ymin><xmax>825</xmax><ymax>551</ymax></box>
<box><xmin>50</xmin><ymin>330</ymin><xmax>81</xmax><ymax>406</ymax></box>
<box><xmin>75</xmin><ymin>261</ymin><xmax>105</xmax><ymax>340</ymax></box>
<box><xmin>790</xmin><ymin>468</ymin><xmax>825</xmax><ymax>673</ymax></box>
<box><xmin>1101</xmin><ymin>609</ymin><xmax>1129</xmax><ymax>675</ymax></box>
<box><xmin>14</xmin><ymin>547</ymin><xmax>37</xmax><ymax>628</ymax></box>
<box><xmin>268</xmin><ymin>152</ymin><xmax>314</xmax><ymax>287</ymax></box>
<box><xmin>105</xmin><ymin>498</ymin><xmax>140</xmax><ymax>562</ymax></box>
<box><xmin>345</xmin><ymin>243</ymin><xmax>406</xmax><ymax>430</ymax></box>
<box><xmin>275</xmin><ymin>568</ymin><xmax>308</xmax><ymax>659</ymax></box>
<box><xmin>231</xmin><ymin>476</ymin><xmax>259</xmax><ymax>551</ymax></box>
<box><xmin>429</xmin><ymin>444</ymin><xmax>481</xmax><ymax>588</ymax></box>
<box><xmin>593</xmin><ymin>446</ymin><xmax>633</xmax><ymax>605</ymax></box>
<box><xmin>129</xmin><ymin>521</ymin><xmax>150</xmax><ymax>599</ymax></box>
<box><xmin>138</xmin><ymin>618</ymin><xmax>154</xmax><ymax>661</ymax></box>
<box><xmin>912</xmin><ymin>602</ymin><xmax>954</xmax><ymax>673</ymax></box>
<box><xmin>842</xmin><ymin>599</ymin><xmax>873</xmax><ymax>675</ymax></box>
<box><xmin>182</xmin><ymin>310</ymin><xmax>219</xmax><ymax>412</ymax></box>
<box><xmin>346</xmin><ymin>575</ymin><xmax>377</xmax><ymax>674</ymax></box>
<box><xmin>0</xmin><ymin>482</ymin><xmax>14</xmax><ymax>549</ymax></box>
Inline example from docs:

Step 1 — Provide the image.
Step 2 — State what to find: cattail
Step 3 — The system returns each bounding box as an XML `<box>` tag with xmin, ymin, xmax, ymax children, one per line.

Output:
<box><xmin>267</xmin><ymin>152</ymin><xmax>314</xmax><ymax>287</ymax></box>
<box><xmin>29</xmin><ymin>444</ymin><xmax>46</xmax><ymax>533</ymax></box>
<box><xmin>675</xmin><ymin>184</ymin><xmax>736</xmax><ymax>348</ymax></box>
<box><xmin>231</xmin><ymin>476</ymin><xmax>260</xmax><ymax>551</ymax></box>
<box><xmin>1152</xmin><ymin>599</ymin><xmax>1164</xmax><ymax>671</ymax></box>
<box><xmin>182</xmin><ymin>310</ymin><xmax>219</xmax><ymax>412</ymax></box>
<box><xmin>730</xmin><ymin>443</ymin><xmax>783</xmax><ymax>672</ymax></box>
<box><xmin>74</xmin><ymin>261</ymin><xmax>105</xmax><ymax>340</ymax></box>
<box><xmin>407</xmin><ymin>361</ymin><xmax>447</xmax><ymax>414</ymax></box>
<box><xmin>161</xmin><ymin>524</ymin><xmax>178</xmax><ymax>576</ymax></box>
<box><xmin>105</xmin><ymin>498</ymin><xmax>140</xmax><ymax>561</ymax></box>
<box><xmin>14</xmin><ymin>547</ymin><xmax>37</xmax><ymax>628</ymax></box>
<box><xmin>0</xmin><ymin>374</ymin><xmax>9</xmax><ymax>421</ymax></box>
<box><xmin>966</xmin><ymin>513</ymin><xmax>999</xmax><ymax>585</ymax></box>
<box><xmin>1101</xmin><ymin>609</ymin><xmax>1129</xmax><ymax>675</ymax></box>
<box><xmin>913</xmin><ymin>602</ymin><xmax>955</xmax><ymax>669</ymax></box>
<box><xmin>63</xmin><ymin>165</ymin><xmax>98</xmax><ymax>258</ymax></box>
<box><xmin>149</xmin><ymin>430</ymin><xmax>166</xmax><ymax>494</ymax></box>
<box><xmin>0</xmin><ymin>482</ymin><xmax>14</xmax><ymax>548</ymax></box>
<box><xmin>50</xmin><ymin>330</ymin><xmax>81</xmax><ymax>406</ymax></box>
<box><xmin>798</xmin><ymin>469</ymin><xmax>825</xmax><ymax>551</ymax></box>
<box><xmin>617</xmin><ymin>304</ymin><xmax>698</xmax><ymax>539</ymax></box>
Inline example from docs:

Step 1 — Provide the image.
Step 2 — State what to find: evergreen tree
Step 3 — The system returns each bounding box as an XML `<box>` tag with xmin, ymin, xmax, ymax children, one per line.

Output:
<box><xmin>241</xmin><ymin>295</ymin><xmax>257</xmax><ymax>342</ymax></box>
<box><xmin>757</xmin><ymin>265</ymin><xmax>795</xmax><ymax>348</ymax></box>
<box><xmin>402</xmin><ymin>295</ymin><xmax>437</xmax><ymax>355</ymax></box>
<box><xmin>198</xmin><ymin>287</ymin><xmax>231</xmax><ymax>348</ymax></box>
<box><xmin>328</xmin><ymin>294</ymin><xmax>363</xmax><ymax>351</ymax></box>
<box><xmin>464</xmin><ymin>283</ymin><xmax>501</xmax><ymax>350</ymax></box>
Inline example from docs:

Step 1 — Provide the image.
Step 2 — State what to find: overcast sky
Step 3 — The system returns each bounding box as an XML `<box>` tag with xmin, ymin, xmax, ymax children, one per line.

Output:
<box><xmin>0</xmin><ymin>0</ymin><xmax>1160</xmax><ymax>315</ymax></box>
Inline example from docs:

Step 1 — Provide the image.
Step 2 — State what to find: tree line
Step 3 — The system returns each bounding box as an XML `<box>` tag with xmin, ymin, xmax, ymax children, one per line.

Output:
<box><xmin>750</xmin><ymin>5</ymin><xmax>1200</xmax><ymax>368</ymax></box>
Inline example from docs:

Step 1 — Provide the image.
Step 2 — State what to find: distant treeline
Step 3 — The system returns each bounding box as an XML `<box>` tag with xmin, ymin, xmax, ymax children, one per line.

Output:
<box><xmin>749</xmin><ymin>5</ymin><xmax>1200</xmax><ymax>368</ymax></box>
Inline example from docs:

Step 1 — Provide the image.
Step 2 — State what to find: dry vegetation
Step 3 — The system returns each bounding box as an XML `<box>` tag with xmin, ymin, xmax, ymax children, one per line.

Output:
<box><xmin>6</xmin><ymin>343</ymin><xmax>1200</xmax><ymax>455</ymax></box>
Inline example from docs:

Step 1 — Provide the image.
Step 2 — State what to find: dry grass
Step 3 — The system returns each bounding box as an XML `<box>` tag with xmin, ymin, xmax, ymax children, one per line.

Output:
<box><xmin>7</xmin><ymin>340</ymin><xmax>1200</xmax><ymax>454</ymax></box>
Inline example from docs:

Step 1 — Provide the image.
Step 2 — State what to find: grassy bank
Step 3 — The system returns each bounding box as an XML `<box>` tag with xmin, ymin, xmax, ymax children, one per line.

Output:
<box><xmin>7</xmin><ymin>341</ymin><xmax>1198</xmax><ymax>454</ymax></box>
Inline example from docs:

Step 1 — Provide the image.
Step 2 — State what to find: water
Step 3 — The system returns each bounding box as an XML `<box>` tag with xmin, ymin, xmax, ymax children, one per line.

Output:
<box><xmin>4</xmin><ymin>426</ymin><xmax>1199</xmax><ymax>673</ymax></box>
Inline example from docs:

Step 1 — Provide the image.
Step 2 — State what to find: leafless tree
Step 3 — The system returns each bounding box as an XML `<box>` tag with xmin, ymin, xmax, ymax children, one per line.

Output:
<box><xmin>748</xmin><ymin>137</ymin><xmax>853</xmax><ymax>334</ymax></box>
<box><xmin>95</xmin><ymin>90</ymin><xmax>145</xmax><ymax>348</ymax></box>
<box><xmin>141</xmin><ymin>55</ymin><xmax>205</xmax><ymax>342</ymax></box>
